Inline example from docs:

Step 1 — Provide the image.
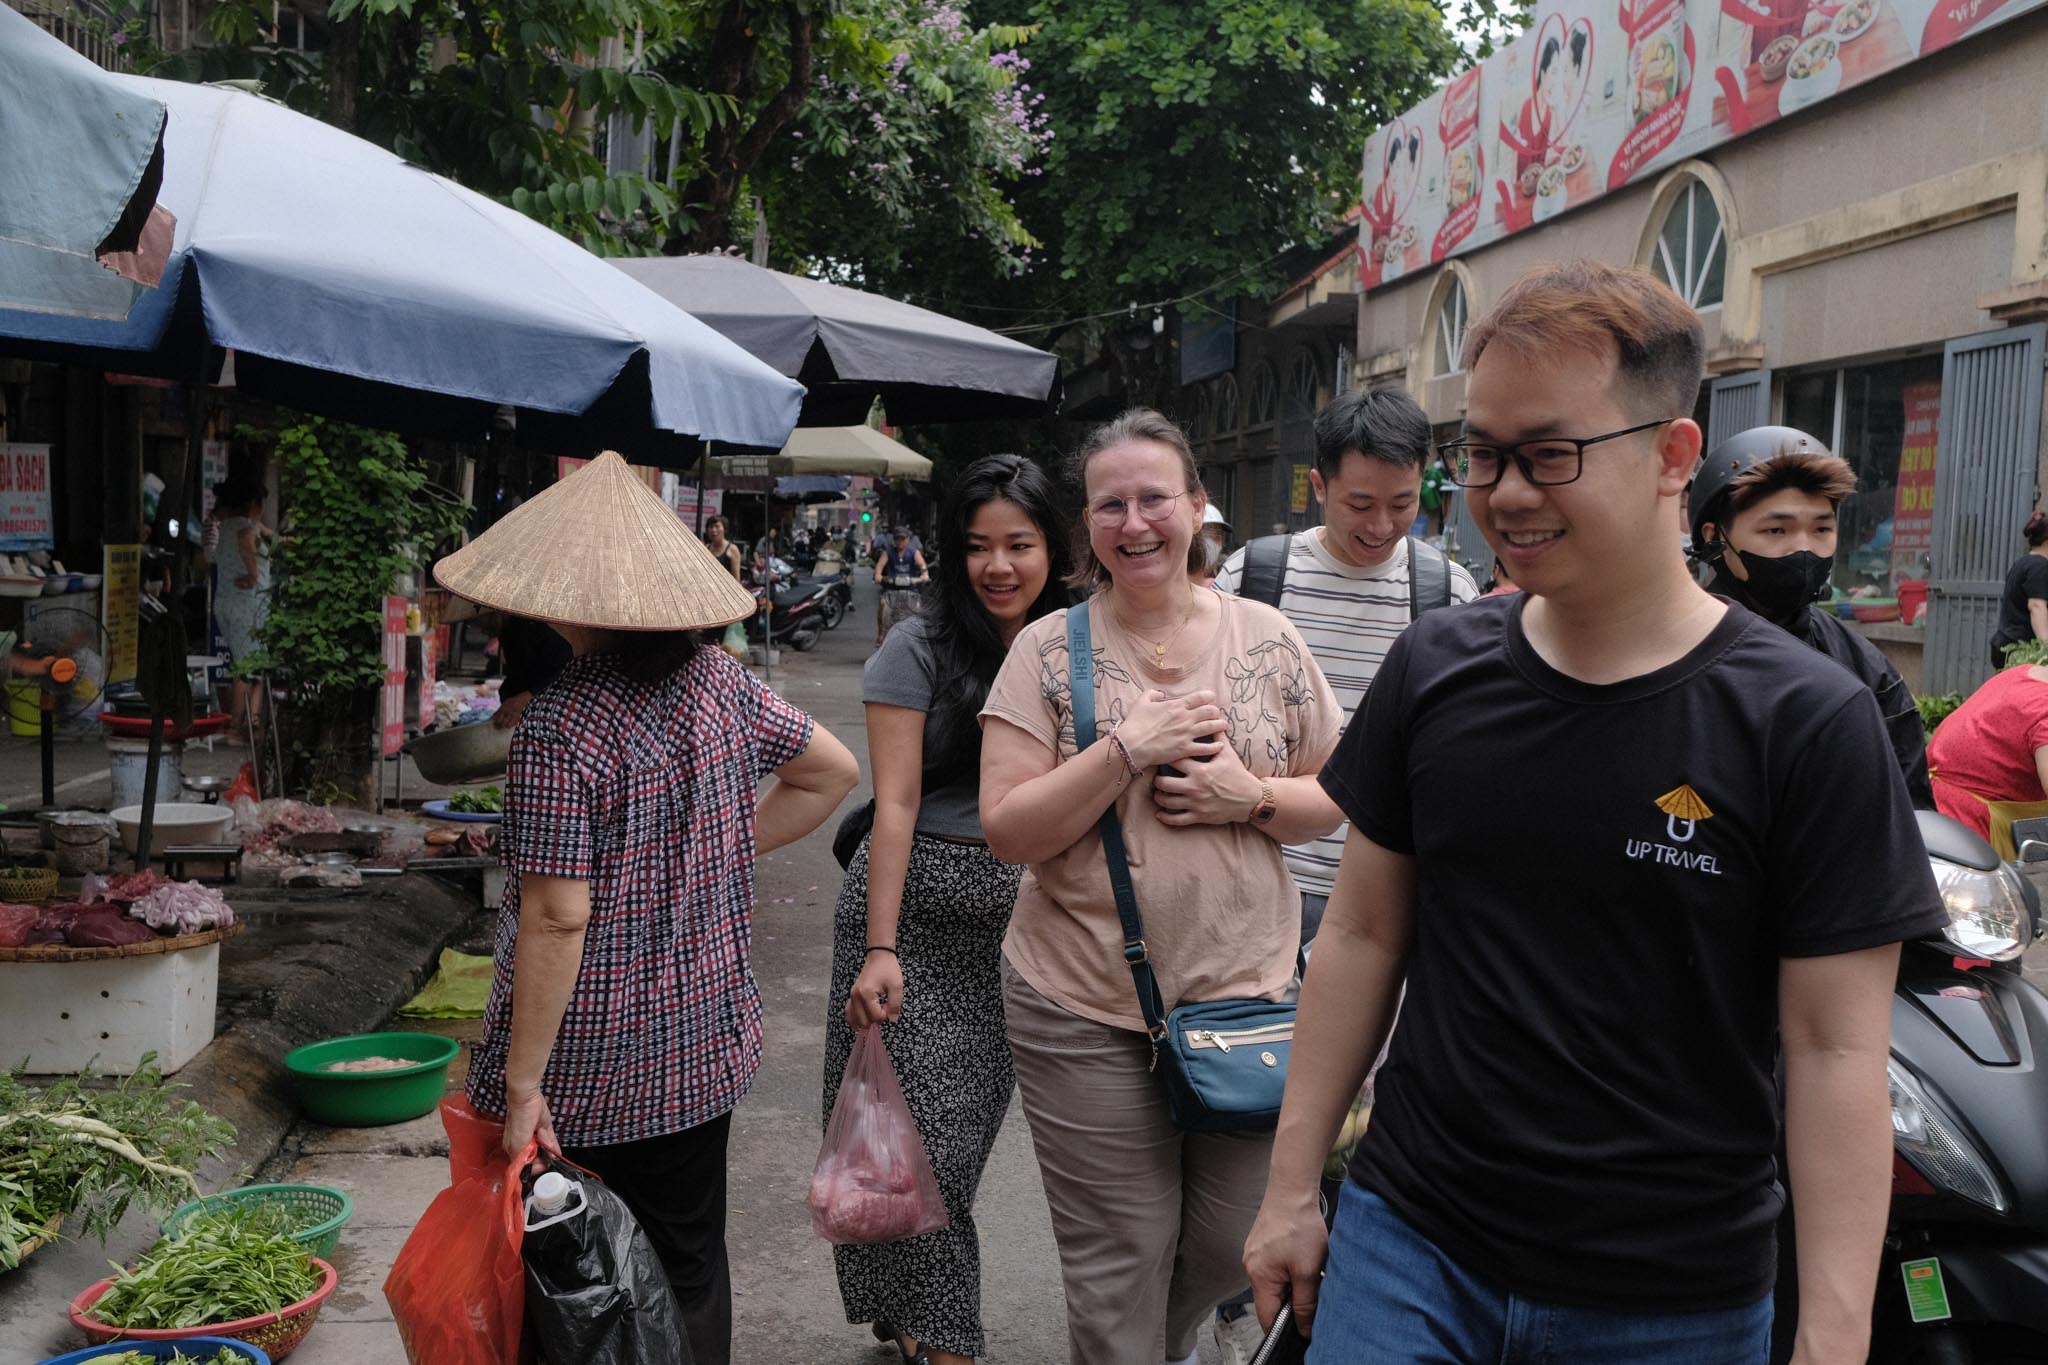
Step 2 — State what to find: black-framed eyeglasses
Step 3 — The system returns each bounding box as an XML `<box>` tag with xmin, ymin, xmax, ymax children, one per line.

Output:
<box><xmin>1086</xmin><ymin>488</ymin><xmax>1190</xmax><ymax>529</ymax></box>
<box><xmin>1436</xmin><ymin>418</ymin><xmax>1676</xmax><ymax>489</ymax></box>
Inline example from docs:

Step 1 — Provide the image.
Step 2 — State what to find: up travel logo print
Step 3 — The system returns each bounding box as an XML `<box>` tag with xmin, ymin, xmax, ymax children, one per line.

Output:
<box><xmin>1624</xmin><ymin>783</ymin><xmax>1724</xmax><ymax>874</ymax></box>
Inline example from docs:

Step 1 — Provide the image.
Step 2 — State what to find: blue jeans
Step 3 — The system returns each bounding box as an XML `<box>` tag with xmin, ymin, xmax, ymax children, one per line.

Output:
<box><xmin>1307</xmin><ymin>1182</ymin><xmax>1772</xmax><ymax>1365</ymax></box>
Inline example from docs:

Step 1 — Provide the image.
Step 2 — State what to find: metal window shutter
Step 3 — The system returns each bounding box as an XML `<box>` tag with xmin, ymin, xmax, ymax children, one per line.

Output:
<box><xmin>1706</xmin><ymin>369</ymin><xmax>1773</xmax><ymax>454</ymax></box>
<box><xmin>1926</xmin><ymin>323</ymin><xmax>2048</xmax><ymax>694</ymax></box>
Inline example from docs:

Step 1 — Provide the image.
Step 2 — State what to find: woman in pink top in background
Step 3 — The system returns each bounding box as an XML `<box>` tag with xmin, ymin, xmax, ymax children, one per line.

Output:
<box><xmin>1928</xmin><ymin>663</ymin><xmax>2048</xmax><ymax>852</ymax></box>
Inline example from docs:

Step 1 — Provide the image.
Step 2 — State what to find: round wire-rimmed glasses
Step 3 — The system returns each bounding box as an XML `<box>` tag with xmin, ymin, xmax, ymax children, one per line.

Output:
<box><xmin>1085</xmin><ymin>489</ymin><xmax>1191</xmax><ymax>529</ymax></box>
<box><xmin>1437</xmin><ymin>418</ymin><xmax>1677</xmax><ymax>489</ymax></box>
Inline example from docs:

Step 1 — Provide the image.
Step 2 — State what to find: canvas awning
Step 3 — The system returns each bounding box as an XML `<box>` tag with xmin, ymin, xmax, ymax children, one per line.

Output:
<box><xmin>712</xmin><ymin>425</ymin><xmax>932</xmax><ymax>481</ymax></box>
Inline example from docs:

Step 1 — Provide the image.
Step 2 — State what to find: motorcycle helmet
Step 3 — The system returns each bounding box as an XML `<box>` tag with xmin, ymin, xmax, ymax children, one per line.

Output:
<box><xmin>1686</xmin><ymin>425</ymin><xmax>1833</xmax><ymax>563</ymax></box>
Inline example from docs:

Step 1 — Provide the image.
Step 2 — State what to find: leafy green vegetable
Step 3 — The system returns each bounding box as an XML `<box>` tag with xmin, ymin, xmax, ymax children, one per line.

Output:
<box><xmin>76</xmin><ymin>1345</ymin><xmax>255</xmax><ymax>1364</ymax></box>
<box><xmin>0</xmin><ymin>1056</ymin><xmax>234</xmax><ymax>1270</ymax></box>
<box><xmin>1916</xmin><ymin>692</ymin><xmax>1964</xmax><ymax>739</ymax></box>
<box><xmin>446</xmin><ymin>784</ymin><xmax>504</xmax><ymax>815</ymax></box>
<box><xmin>91</xmin><ymin>1207</ymin><xmax>320</xmax><ymax>1329</ymax></box>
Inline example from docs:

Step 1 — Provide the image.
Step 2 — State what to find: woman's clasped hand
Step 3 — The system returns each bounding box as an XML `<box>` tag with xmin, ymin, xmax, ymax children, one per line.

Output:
<box><xmin>1117</xmin><ymin>687</ymin><xmax>1227</xmax><ymax>768</ymax></box>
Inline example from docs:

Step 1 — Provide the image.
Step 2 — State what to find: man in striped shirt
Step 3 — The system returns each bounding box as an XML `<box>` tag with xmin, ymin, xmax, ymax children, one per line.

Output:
<box><xmin>1213</xmin><ymin>386</ymin><xmax>1478</xmax><ymax>939</ymax></box>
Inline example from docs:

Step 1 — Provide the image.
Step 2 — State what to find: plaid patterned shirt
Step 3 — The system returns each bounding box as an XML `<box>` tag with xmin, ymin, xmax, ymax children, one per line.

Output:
<box><xmin>466</xmin><ymin>646</ymin><xmax>814</xmax><ymax>1147</ymax></box>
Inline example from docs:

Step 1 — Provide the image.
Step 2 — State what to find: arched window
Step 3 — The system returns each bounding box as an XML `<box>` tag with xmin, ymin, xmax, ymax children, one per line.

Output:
<box><xmin>1433</xmin><ymin>277</ymin><xmax>1469</xmax><ymax>378</ymax></box>
<box><xmin>1284</xmin><ymin>351</ymin><xmax>1320</xmax><ymax>419</ymax></box>
<box><xmin>1185</xmin><ymin>388</ymin><xmax>1211</xmax><ymax>443</ymax></box>
<box><xmin>1650</xmin><ymin>179</ymin><xmax>1726</xmax><ymax>310</ymax></box>
<box><xmin>1247</xmin><ymin>363</ymin><xmax>1278</xmax><ymax>428</ymax></box>
<box><xmin>1213</xmin><ymin>374</ymin><xmax>1240</xmax><ymax>433</ymax></box>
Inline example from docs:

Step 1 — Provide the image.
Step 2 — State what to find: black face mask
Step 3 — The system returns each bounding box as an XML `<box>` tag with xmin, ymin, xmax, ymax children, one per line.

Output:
<box><xmin>1718</xmin><ymin>547</ymin><xmax>1833</xmax><ymax>624</ymax></box>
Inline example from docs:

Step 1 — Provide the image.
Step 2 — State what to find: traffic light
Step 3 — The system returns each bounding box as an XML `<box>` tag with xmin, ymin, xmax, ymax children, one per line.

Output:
<box><xmin>860</xmin><ymin>511</ymin><xmax>873</xmax><ymax>523</ymax></box>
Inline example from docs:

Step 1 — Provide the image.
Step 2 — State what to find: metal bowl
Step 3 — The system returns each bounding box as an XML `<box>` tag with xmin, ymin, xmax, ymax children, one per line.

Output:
<box><xmin>401</xmin><ymin>722</ymin><xmax>511</xmax><ymax>785</ymax></box>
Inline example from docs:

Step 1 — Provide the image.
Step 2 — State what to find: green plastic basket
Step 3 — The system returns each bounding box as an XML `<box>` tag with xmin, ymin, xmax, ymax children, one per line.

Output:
<box><xmin>161</xmin><ymin>1183</ymin><xmax>355</xmax><ymax>1260</ymax></box>
<box><xmin>283</xmin><ymin>1031</ymin><xmax>461</xmax><ymax>1127</ymax></box>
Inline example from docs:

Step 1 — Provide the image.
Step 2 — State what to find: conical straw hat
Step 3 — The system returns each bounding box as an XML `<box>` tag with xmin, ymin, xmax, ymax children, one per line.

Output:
<box><xmin>433</xmin><ymin>451</ymin><xmax>759</xmax><ymax>631</ymax></box>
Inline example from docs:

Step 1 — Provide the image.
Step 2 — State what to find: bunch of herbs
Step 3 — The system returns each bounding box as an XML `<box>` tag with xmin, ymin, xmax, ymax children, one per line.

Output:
<box><xmin>0</xmin><ymin>1055</ymin><xmax>234</xmax><ymax>1269</ymax></box>
<box><xmin>91</xmin><ymin>1206</ymin><xmax>319</xmax><ymax>1329</ymax></box>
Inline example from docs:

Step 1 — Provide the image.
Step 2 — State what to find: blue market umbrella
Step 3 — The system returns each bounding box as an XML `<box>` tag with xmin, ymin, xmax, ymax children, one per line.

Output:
<box><xmin>0</xmin><ymin>5</ymin><xmax>173</xmax><ymax>308</ymax></box>
<box><xmin>0</xmin><ymin>77</ymin><xmax>802</xmax><ymax>458</ymax></box>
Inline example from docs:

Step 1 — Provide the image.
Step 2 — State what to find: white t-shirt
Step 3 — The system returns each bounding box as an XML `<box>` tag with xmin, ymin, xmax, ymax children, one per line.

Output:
<box><xmin>1214</xmin><ymin>530</ymin><xmax>1479</xmax><ymax>897</ymax></box>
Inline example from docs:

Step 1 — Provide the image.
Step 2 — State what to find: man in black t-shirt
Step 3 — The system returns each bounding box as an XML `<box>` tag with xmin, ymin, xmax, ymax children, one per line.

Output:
<box><xmin>1243</xmin><ymin>262</ymin><xmax>1945</xmax><ymax>1365</ymax></box>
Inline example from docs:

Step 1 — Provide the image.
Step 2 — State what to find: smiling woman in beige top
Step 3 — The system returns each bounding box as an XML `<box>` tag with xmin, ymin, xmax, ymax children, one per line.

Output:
<box><xmin>979</xmin><ymin>407</ymin><xmax>1343</xmax><ymax>1365</ymax></box>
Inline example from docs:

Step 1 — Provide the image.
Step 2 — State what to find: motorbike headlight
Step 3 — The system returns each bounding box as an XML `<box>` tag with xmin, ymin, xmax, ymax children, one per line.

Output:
<box><xmin>1889</xmin><ymin>1058</ymin><xmax>2008</xmax><ymax>1213</ymax></box>
<box><xmin>1928</xmin><ymin>859</ymin><xmax>2033</xmax><ymax>961</ymax></box>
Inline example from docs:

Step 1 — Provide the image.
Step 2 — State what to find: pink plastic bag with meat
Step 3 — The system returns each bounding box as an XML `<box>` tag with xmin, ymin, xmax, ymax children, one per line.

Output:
<box><xmin>808</xmin><ymin>1026</ymin><xmax>949</xmax><ymax>1245</ymax></box>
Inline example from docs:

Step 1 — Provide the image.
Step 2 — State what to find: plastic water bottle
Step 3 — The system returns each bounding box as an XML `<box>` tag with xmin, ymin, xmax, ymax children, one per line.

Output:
<box><xmin>524</xmin><ymin>1171</ymin><xmax>583</xmax><ymax>1230</ymax></box>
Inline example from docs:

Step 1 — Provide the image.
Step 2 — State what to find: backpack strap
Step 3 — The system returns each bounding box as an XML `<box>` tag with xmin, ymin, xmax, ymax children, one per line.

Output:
<box><xmin>1238</xmin><ymin>534</ymin><xmax>1292</xmax><ymax>608</ymax></box>
<box><xmin>1408</xmin><ymin>536</ymin><xmax>1454</xmax><ymax>619</ymax></box>
<box><xmin>1066</xmin><ymin>604</ymin><xmax>1169</xmax><ymax>1044</ymax></box>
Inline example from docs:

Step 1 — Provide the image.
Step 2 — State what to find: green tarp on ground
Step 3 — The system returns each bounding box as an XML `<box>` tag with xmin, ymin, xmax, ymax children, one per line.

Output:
<box><xmin>398</xmin><ymin>948</ymin><xmax>493</xmax><ymax>1019</ymax></box>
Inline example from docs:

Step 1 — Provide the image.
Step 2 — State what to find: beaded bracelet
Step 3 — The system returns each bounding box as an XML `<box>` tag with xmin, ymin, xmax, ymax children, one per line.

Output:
<box><xmin>1106</xmin><ymin>727</ymin><xmax>1142</xmax><ymax>778</ymax></box>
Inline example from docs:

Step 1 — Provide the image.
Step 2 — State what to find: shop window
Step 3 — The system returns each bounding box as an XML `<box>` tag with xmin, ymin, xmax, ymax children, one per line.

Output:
<box><xmin>1433</xmin><ymin>279</ymin><xmax>1468</xmax><ymax>377</ymax></box>
<box><xmin>1651</xmin><ymin>180</ymin><xmax>1725</xmax><ymax>311</ymax></box>
<box><xmin>1247</xmin><ymin>364</ymin><xmax>1278</xmax><ymax>428</ymax></box>
<box><xmin>1777</xmin><ymin>355</ymin><xmax>1944</xmax><ymax>599</ymax></box>
<box><xmin>1213</xmin><ymin>374</ymin><xmax>1239</xmax><ymax>434</ymax></box>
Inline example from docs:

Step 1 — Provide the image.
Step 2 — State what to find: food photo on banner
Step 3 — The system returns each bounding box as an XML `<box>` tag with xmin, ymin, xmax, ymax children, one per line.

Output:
<box><xmin>1431</xmin><ymin>68</ymin><xmax>1487</xmax><ymax>262</ymax></box>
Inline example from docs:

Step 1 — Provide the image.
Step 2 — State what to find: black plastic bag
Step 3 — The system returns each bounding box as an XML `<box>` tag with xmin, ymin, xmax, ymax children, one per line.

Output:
<box><xmin>521</xmin><ymin>1166</ymin><xmax>691</xmax><ymax>1365</ymax></box>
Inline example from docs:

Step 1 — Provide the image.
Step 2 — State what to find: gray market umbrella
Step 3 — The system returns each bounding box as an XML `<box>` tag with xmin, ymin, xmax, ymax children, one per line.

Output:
<box><xmin>607</xmin><ymin>254</ymin><xmax>1059</xmax><ymax>426</ymax></box>
<box><xmin>0</xmin><ymin>5</ymin><xmax>173</xmax><ymax>308</ymax></box>
<box><xmin>0</xmin><ymin>77</ymin><xmax>802</xmax><ymax>459</ymax></box>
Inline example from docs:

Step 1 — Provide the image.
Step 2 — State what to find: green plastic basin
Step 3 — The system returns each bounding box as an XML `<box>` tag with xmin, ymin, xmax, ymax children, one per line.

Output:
<box><xmin>283</xmin><ymin>1031</ymin><xmax>460</xmax><ymax>1127</ymax></box>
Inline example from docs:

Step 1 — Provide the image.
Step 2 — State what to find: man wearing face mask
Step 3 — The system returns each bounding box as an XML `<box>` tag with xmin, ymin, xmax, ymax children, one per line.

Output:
<box><xmin>1689</xmin><ymin>426</ymin><xmax>1933</xmax><ymax>807</ymax></box>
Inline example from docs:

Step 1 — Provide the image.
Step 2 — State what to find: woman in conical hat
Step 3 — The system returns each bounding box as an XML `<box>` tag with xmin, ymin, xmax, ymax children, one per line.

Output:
<box><xmin>438</xmin><ymin>451</ymin><xmax>859</xmax><ymax>1365</ymax></box>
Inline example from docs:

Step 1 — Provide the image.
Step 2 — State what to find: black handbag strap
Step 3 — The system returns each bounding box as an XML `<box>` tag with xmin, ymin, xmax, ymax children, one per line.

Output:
<box><xmin>1067</xmin><ymin>604</ymin><xmax>1169</xmax><ymax>1042</ymax></box>
<box><xmin>1238</xmin><ymin>533</ymin><xmax>1291</xmax><ymax>608</ymax></box>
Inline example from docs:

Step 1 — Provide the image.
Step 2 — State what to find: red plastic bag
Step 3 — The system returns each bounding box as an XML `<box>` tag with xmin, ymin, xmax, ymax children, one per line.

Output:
<box><xmin>224</xmin><ymin>762</ymin><xmax>258</xmax><ymax>807</ymax></box>
<box><xmin>384</xmin><ymin>1098</ymin><xmax>530</xmax><ymax>1365</ymax></box>
<box><xmin>808</xmin><ymin>1026</ymin><xmax>949</xmax><ymax>1245</ymax></box>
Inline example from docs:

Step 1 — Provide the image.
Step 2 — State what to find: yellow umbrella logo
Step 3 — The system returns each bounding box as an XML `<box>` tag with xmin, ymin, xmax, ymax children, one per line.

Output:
<box><xmin>1655</xmin><ymin>784</ymin><xmax>1713</xmax><ymax>843</ymax></box>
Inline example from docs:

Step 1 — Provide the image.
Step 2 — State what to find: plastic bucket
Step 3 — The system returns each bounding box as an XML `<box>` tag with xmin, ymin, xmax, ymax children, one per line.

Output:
<box><xmin>52</xmin><ymin>820</ymin><xmax>112</xmax><ymax>875</ymax></box>
<box><xmin>5</xmin><ymin>680</ymin><xmax>39</xmax><ymax>737</ymax></box>
<box><xmin>106</xmin><ymin>735</ymin><xmax>185</xmax><ymax>808</ymax></box>
<box><xmin>1899</xmin><ymin>578</ymin><xmax>1928</xmax><ymax>626</ymax></box>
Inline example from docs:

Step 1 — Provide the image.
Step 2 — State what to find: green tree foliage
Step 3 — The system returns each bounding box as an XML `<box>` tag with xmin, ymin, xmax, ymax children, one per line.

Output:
<box><xmin>1016</xmin><ymin>0</ymin><xmax>1461</xmax><ymax>305</ymax></box>
<box><xmin>239</xmin><ymin>419</ymin><xmax>465</xmax><ymax>798</ymax></box>
<box><xmin>750</xmin><ymin>3</ymin><xmax>1051</xmax><ymax>282</ymax></box>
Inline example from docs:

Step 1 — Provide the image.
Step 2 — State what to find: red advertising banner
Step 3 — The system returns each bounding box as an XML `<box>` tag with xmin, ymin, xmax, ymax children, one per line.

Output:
<box><xmin>382</xmin><ymin>595</ymin><xmax>408</xmax><ymax>758</ymax></box>
<box><xmin>1890</xmin><ymin>382</ymin><xmax>1940</xmax><ymax>580</ymax></box>
<box><xmin>1609</xmin><ymin>0</ymin><xmax>1697</xmax><ymax>188</ymax></box>
<box><xmin>1432</xmin><ymin>68</ymin><xmax>1486</xmax><ymax>261</ymax></box>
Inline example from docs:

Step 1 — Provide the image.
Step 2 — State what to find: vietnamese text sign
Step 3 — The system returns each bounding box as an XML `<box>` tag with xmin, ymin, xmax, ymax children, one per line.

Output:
<box><xmin>1890</xmin><ymin>381</ymin><xmax>1940</xmax><ymax>580</ymax></box>
<box><xmin>0</xmin><ymin>445</ymin><xmax>53</xmax><ymax>552</ymax></box>
<box><xmin>1363</xmin><ymin>0</ymin><xmax>2047</xmax><ymax>282</ymax></box>
<box><xmin>104</xmin><ymin>545</ymin><xmax>140</xmax><ymax>684</ymax></box>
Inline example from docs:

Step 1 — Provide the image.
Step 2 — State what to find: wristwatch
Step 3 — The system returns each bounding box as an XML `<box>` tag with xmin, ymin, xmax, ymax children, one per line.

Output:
<box><xmin>1251</xmin><ymin>780</ymin><xmax>1278</xmax><ymax>826</ymax></box>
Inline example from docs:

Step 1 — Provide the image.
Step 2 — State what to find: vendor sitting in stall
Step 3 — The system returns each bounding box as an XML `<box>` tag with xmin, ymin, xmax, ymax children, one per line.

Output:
<box><xmin>432</xmin><ymin>452</ymin><xmax>859</xmax><ymax>1365</ymax></box>
<box><xmin>1929</xmin><ymin>660</ymin><xmax>2048</xmax><ymax>858</ymax></box>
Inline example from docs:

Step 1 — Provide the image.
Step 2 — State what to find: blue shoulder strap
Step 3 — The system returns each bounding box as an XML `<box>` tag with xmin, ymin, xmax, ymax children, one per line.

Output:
<box><xmin>1067</xmin><ymin>604</ymin><xmax>1168</xmax><ymax>1041</ymax></box>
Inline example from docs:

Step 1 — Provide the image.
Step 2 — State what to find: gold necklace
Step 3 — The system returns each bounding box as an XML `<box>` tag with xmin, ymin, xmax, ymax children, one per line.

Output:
<box><xmin>1110</xmin><ymin>593</ymin><xmax>1197</xmax><ymax>668</ymax></box>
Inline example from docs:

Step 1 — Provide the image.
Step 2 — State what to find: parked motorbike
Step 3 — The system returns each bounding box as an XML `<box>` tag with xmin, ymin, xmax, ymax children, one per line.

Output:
<box><xmin>745</xmin><ymin>576</ymin><xmax>832</xmax><ymax>652</ymax></box>
<box><xmin>799</xmin><ymin>566</ymin><xmax>853</xmax><ymax>630</ymax></box>
<box><xmin>1774</xmin><ymin>809</ymin><xmax>2048</xmax><ymax>1364</ymax></box>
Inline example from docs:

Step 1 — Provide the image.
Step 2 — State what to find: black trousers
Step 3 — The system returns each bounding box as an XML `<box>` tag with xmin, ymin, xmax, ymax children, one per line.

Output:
<box><xmin>563</xmin><ymin>1111</ymin><xmax>734</xmax><ymax>1365</ymax></box>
